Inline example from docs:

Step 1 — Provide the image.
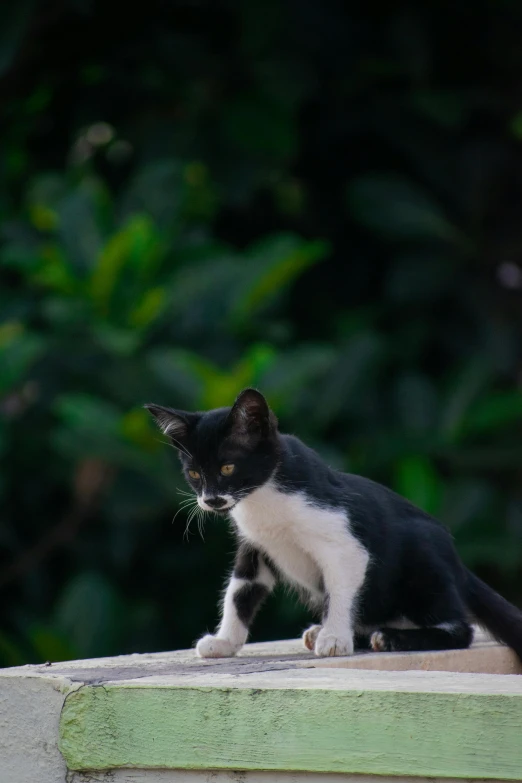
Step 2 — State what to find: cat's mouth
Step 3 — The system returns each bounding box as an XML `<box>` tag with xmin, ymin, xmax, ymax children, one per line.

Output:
<box><xmin>197</xmin><ymin>496</ymin><xmax>237</xmax><ymax>514</ymax></box>
<box><xmin>212</xmin><ymin>505</ymin><xmax>236</xmax><ymax>515</ymax></box>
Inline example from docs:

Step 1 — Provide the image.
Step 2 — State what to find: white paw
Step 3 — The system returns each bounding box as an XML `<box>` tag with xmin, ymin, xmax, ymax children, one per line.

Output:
<box><xmin>196</xmin><ymin>635</ymin><xmax>239</xmax><ymax>658</ymax></box>
<box><xmin>370</xmin><ymin>631</ymin><xmax>388</xmax><ymax>652</ymax></box>
<box><xmin>314</xmin><ymin>629</ymin><xmax>354</xmax><ymax>657</ymax></box>
<box><xmin>302</xmin><ymin>624</ymin><xmax>322</xmax><ymax>651</ymax></box>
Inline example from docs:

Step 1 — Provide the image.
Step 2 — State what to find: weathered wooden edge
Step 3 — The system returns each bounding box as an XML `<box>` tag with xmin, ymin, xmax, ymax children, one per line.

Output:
<box><xmin>59</xmin><ymin>672</ymin><xmax>522</xmax><ymax>779</ymax></box>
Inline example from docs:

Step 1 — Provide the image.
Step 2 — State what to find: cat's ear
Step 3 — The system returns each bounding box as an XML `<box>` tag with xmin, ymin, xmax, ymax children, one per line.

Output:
<box><xmin>227</xmin><ymin>389</ymin><xmax>277</xmax><ymax>442</ymax></box>
<box><xmin>144</xmin><ymin>404</ymin><xmax>197</xmax><ymax>446</ymax></box>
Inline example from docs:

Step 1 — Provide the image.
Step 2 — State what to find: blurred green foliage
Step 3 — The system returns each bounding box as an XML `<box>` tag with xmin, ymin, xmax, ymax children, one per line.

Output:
<box><xmin>1</xmin><ymin>0</ymin><xmax>522</xmax><ymax>665</ymax></box>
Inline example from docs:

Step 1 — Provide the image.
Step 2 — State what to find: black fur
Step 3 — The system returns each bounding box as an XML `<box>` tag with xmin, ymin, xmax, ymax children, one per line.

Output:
<box><xmin>234</xmin><ymin>544</ymin><xmax>260</xmax><ymax>581</ymax></box>
<box><xmin>234</xmin><ymin>583</ymin><xmax>270</xmax><ymax>626</ymax></box>
<box><xmin>146</xmin><ymin>389</ymin><xmax>522</xmax><ymax>659</ymax></box>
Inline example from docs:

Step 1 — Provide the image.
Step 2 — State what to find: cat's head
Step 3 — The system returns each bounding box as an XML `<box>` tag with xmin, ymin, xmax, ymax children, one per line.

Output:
<box><xmin>145</xmin><ymin>388</ymin><xmax>279</xmax><ymax>513</ymax></box>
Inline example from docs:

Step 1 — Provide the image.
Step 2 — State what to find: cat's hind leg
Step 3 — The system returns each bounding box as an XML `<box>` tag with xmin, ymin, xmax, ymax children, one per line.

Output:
<box><xmin>197</xmin><ymin>544</ymin><xmax>276</xmax><ymax>658</ymax></box>
<box><xmin>370</xmin><ymin>586</ymin><xmax>473</xmax><ymax>653</ymax></box>
<box><xmin>370</xmin><ymin>622</ymin><xmax>473</xmax><ymax>652</ymax></box>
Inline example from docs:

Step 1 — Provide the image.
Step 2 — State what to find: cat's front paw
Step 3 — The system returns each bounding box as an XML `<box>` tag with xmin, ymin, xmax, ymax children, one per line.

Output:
<box><xmin>314</xmin><ymin>628</ymin><xmax>354</xmax><ymax>657</ymax></box>
<box><xmin>196</xmin><ymin>635</ymin><xmax>240</xmax><ymax>658</ymax></box>
<box><xmin>302</xmin><ymin>624</ymin><xmax>322</xmax><ymax>651</ymax></box>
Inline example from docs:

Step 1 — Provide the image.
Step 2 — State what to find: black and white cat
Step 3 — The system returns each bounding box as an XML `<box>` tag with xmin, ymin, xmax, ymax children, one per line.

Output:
<box><xmin>146</xmin><ymin>388</ymin><xmax>522</xmax><ymax>660</ymax></box>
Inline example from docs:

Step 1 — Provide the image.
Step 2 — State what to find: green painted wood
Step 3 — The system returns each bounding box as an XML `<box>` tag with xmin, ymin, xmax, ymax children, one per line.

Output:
<box><xmin>59</xmin><ymin>680</ymin><xmax>522</xmax><ymax>779</ymax></box>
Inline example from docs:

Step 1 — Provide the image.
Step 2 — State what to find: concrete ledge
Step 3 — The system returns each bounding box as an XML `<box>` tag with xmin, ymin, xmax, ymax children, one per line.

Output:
<box><xmin>1</xmin><ymin>629</ymin><xmax>521</xmax><ymax>782</ymax></box>
<box><xmin>59</xmin><ymin>668</ymin><xmax>522</xmax><ymax>778</ymax></box>
<box><xmin>0</xmin><ymin>670</ymin><xmax>81</xmax><ymax>783</ymax></box>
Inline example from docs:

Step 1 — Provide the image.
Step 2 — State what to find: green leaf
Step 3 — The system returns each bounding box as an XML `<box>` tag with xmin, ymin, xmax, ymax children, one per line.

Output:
<box><xmin>164</xmin><ymin>252</ymin><xmax>240</xmax><ymax>334</ymax></box>
<box><xmin>150</xmin><ymin>344</ymin><xmax>277</xmax><ymax>410</ymax></box>
<box><xmin>120</xmin><ymin>161</ymin><xmax>184</xmax><ymax>232</ymax></box>
<box><xmin>89</xmin><ymin>215</ymin><xmax>161</xmax><ymax>312</ymax></box>
<box><xmin>148</xmin><ymin>347</ymin><xmax>206</xmax><ymax>403</ymax></box>
<box><xmin>33</xmin><ymin>245</ymin><xmax>79</xmax><ymax>294</ymax></box>
<box><xmin>230</xmin><ymin>234</ymin><xmax>328</xmax><ymax>325</ymax></box>
<box><xmin>54</xmin><ymin>394</ymin><xmax>121</xmax><ymax>435</ymax></box>
<box><xmin>347</xmin><ymin>175</ymin><xmax>460</xmax><ymax>243</ymax></box>
<box><xmin>26</xmin><ymin>173</ymin><xmax>67</xmax><ymax>213</ymax></box>
<box><xmin>311</xmin><ymin>332</ymin><xmax>384</xmax><ymax>429</ymax></box>
<box><xmin>91</xmin><ymin>324</ymin><xmax>143</xmax><ymax>355</ymax></box>
<box><xmin>0</xmin><ymin>323</ymin><xmax>45</xmax><ymax>395</ymax></box>
<box><xmin>54</xmin><ymin>177</ymin><xmax>111</xmax><ymax>272</ymax></box>
<box><xmin>128</xmin><ymin>286</ymin><xmax>166</xmax><ymax>329</ymax></box>
<box><xmin>182</xmin><ymin>161</ymin><xmax>219</xmax><ymax>222</ymax></box>
<box><xmin>439</xmin><ymin>358</ymin><xmax>492</xmax><ymax>442</ymax></box>
<box><xmin>0</xmin><ymin>235</ymin><xmax>40</xmax><ymax>273</ymax></box>
<box><xmin>463</xmin><ymin>390</ymin><xmax>522</xmax><ymax>434</ymax></box>
<box><xmin>52</xmin><ymin>394</ymin><xmax>149</xmax><ymax>463</ymax></box>
<box><xmin>261</xmin><ymin>344</ymin><xmax>336</xmax><ymax>414</ymax></box>
<box><xmin>201</xmin><ymin>343</ymin><xmax>277</xmax><ymax>409</ymax></box>
<box><xmin>394</xmin><ymin>455</ymin><xmax>442</xmax><ymax>516</ymax></box>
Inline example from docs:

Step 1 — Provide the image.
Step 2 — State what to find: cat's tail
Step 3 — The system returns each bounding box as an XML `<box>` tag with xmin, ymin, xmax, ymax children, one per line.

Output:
<box><xmin>466</xmin><ymin>569</ymin><xmax>522</xmax><ymax>661</ymax></box>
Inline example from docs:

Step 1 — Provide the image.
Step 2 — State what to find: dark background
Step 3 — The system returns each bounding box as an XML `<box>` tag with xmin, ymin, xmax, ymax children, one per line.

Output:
<box><xmin>1</xmin><ymin>0</ymin><xmax>522</xmax><ymax>666</ymax></box>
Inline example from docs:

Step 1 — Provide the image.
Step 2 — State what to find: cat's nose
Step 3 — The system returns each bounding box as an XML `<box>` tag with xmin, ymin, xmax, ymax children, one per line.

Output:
<box><xmin>204</xmin><ymin>496</ymin><xmax>227</xmax><ymax>509</ymax></box>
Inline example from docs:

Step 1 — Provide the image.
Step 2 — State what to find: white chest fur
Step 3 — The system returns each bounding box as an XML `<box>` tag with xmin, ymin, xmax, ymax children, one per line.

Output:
<box><xmin>230</xmin><ymin>481</ymin><xmax>368</xmax><ymax>604</ymax></box>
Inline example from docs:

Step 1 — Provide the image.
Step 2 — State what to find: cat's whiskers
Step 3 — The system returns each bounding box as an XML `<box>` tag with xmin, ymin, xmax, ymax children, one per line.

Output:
<box><xmin>197</xmin><ymin>507</ymin><xmax>206</xmax><ymax>541</ymax></box>
<box><xmin>155</xmin><ymin>436</ymin><xmax>193</xmax><ymax>461</ymax></box>
<box><xmin>177</xmin><ymin>494</ymin><xmax>196</xmax><ymax>504</ymax></box>
<box><xmin>171</xmin><ymin>438</ymin><xmax>193</xmax><ymax>459</ymax></box>
<box><xmin>184</xmin><ymin>515</ymin><xmax>195</xmax><ymax>541</ymax></box>
<box><xmin>175</xmin><ymin>500</ymin><xmax>197</xmax><ymax>515</ymax></box>
<box><xmin>172</xmin><ymin>490</ymin><xmax>201</xmax><ymax>538</ymax></box>
<box><xmin>173</xmin><ymin>497</ymin><xmax>198</xmax><ymax>529</ymax></box>
<box><xmin>183</xmin><ymin>513</ymin><xmax>194</xmax><ymax>541</ymax></box>
<box><xmin>184</xmin><ymin>502</ymin><xmax>201</xmax><ymax>541</ymax></box>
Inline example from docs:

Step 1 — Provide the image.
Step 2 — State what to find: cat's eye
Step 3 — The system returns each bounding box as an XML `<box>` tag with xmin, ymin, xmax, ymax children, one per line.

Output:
<box><xmin>188</xmin><ymin>470</ymin><xmax>201</xmax><ymax>480</ymax></box>
<box><xmin>220</xmin><ymin>464</ymin><xmax>235</xmax><ymax>476</ymax></box>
